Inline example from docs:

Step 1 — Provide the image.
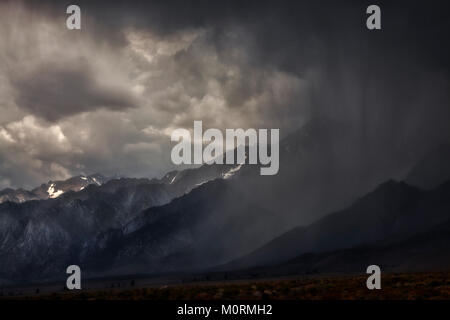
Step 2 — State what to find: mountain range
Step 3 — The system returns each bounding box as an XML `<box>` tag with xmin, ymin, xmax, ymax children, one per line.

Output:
<box><xmin>0</xmin><ymin>174</ymin><xmax>109</xmax><ymax>204</ymax></box>
<box><xmin>0</xmin><ymin>162</ymin><xmax>241</xmax><ymax>284</ymax></box>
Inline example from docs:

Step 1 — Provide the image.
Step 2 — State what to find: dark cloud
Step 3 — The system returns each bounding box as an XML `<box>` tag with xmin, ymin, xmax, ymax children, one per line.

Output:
<box><xmin>1</xmin><ymin>0</ymin><xmax>450</xmax><ymax>188</ymax></box>
<box><xmin>11</xmin><ymin>61</ymin><xmax>138</xmax><ymax>122</ymax></box>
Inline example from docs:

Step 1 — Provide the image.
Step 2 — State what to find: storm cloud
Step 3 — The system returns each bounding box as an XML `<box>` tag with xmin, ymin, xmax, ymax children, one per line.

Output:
<box><xmin>0</xmin><ymin>0</ymin><xmax>450</xmax><ymax>188</ymax></box>
<box><xmin>12</xmin><ymin>61</ymin><xmax>138</xmax><ymax>121</ymax></box>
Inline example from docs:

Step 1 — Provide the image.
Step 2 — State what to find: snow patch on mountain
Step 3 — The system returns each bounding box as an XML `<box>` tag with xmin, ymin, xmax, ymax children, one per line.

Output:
<box><xmin>47</xmin><ymin>183</ymin><xmax>64</xmax><ymax>198</ymax></box>
<box><xmin>223</xmin><ymin>164</ymin><xmax>243</xmax><ymax>179</ymax></box>
<box><xmin>195</xmin><ymin>179</ymin><xmax>213</xmax><ymax>187</ymax></box>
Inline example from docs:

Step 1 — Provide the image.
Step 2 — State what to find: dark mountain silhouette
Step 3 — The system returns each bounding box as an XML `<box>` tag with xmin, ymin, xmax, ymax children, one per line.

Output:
<box><xmin>221</xmin><ymin>180</ymin><xmax>450</xmax><ymax>271</ymax></box>
<box><xmin>230</xmin><ymin>117</ymin><xmax>409</xmax><ymax>230</ymax></box>
<box><xmin>406</xmin><ymin>144</ymin><xmax>450</xmax><ymax>189</ymax></box>
<box><xmin>251</xmin><ymin>218</ymin><xmax>450</xmax><ymax>276</ymax></box>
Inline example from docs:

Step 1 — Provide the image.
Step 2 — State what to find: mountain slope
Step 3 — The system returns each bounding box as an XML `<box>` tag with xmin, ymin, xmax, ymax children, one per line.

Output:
<box><xmin>406</xmin><ymin>144</ymin><xmax>450</xmax><ymax>189</ymax></box>
<box><xmin>222</xmin><ymin>180</ymin><xmax>450</xmax><ymax>270</ymax></box>
<box><xmin>272</xmin><ymin>218</ymin><xmax>450</xmax><ymax>275</ymax></box>
<box><xmin>228</xmin><ymin>117</ymin><xmax>404</xmax><ymax>229</ymax></box>
<box><xmin>80</xmin><ymin>179</ymin><xmax>283</xmax><ymax>277</ymax></box>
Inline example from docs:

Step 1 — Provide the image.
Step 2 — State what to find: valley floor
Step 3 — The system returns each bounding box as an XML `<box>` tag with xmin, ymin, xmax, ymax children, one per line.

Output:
<box><xmin>4</xmin><ymin>271</ymin><xmax>450</xmax><ymax>300</ymax></box>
